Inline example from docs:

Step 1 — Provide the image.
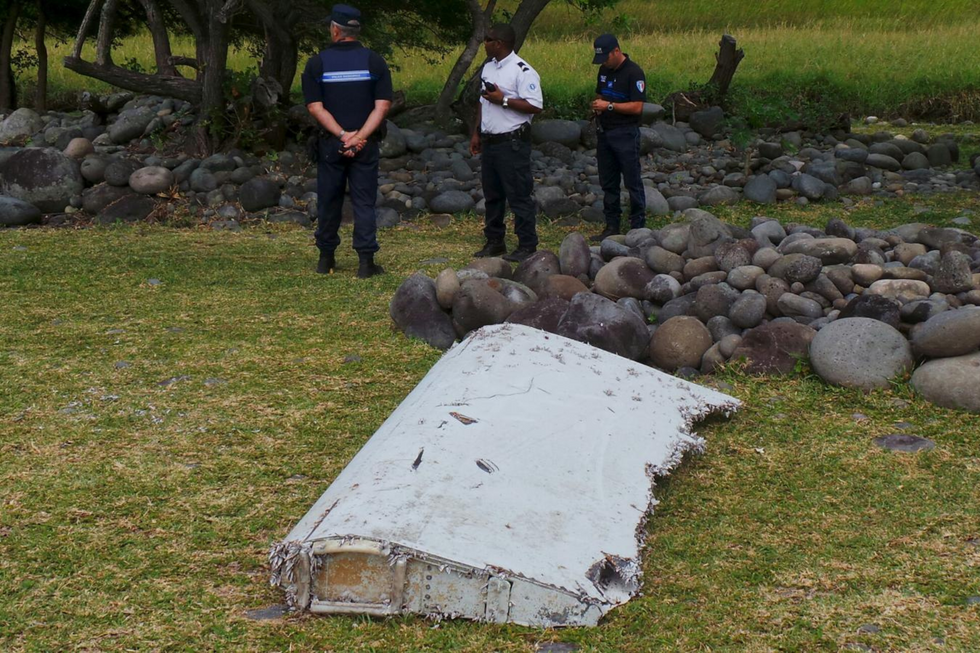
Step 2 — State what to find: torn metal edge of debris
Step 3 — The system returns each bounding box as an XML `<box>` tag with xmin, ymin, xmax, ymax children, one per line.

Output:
<box><xmin>269</xmin><ymin>323</ymin><xmax>740</xmax><ymax>627</ymax></box>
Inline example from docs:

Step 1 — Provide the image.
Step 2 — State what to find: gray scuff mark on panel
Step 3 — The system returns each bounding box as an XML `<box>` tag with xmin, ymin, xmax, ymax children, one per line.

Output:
<box><xmin>270</xmin><ymin>323</ymin><xmax>739</xmax><ymax>626</ymax></box>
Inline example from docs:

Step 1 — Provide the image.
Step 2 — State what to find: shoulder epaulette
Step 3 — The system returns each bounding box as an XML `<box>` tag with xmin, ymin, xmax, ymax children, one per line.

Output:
<box><xmin>516</xmin><ymin>61</ymin><xmax>529</xmax><ymax>72</ymax></box>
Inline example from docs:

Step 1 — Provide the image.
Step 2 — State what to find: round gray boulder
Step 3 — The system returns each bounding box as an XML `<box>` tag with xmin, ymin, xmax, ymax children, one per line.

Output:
<box><xmin>648</xmin><ymin>316</ymin><xmax>713</xmax><ymax>371</ymax></box>
<box><xmin>594</xmin><ymin>257</ymin><xmax>655</xmax><ymax>302</ymax></box>
<box><xmin>809</xmin><ymin>318</ymin><xmax>913</xmax><ymax>390</ymax></box>
<box><xmin>910</xmin><ymin>307</ymin><xmax>980</xmax><ymax>359</ymax></box>
<box><xmin>911</xmin><ymin>352</ymin><xmax>980</xmax><ymax>413</ymax></box>
<box><xmin>129</xmin><ymin>166</ymin><xmax>176</xmax><ymax>194</ymax></box>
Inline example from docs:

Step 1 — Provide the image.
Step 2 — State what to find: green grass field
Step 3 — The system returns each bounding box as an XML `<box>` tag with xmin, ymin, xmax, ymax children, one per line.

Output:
<box><xmin>2</xmin><ymin>195</ymin><xmax>980</xmax><ymax>651</ymax></box>
<box><xmin>13</xmin><ymin>0</ymin><xmax>980</xmax><ymax>124</ymax></box>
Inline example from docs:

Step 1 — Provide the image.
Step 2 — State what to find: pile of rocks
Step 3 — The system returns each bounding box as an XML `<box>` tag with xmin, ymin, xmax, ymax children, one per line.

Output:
<box><xmin>2</xmin><ymin>95</ymin><xmax>979</xmax><ymax>230</ymax></box>
<box><xmin>390</xmin><ymin>211</ymin><xmax>980</xmax><ymax>413</ymax></box>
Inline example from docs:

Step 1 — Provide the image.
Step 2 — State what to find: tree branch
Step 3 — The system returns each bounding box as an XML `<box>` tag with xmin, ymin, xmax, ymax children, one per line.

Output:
<box><xmin>63</xmin><ymin>56</ymin><xmax>203</xmax><ymax>103</ymax></box>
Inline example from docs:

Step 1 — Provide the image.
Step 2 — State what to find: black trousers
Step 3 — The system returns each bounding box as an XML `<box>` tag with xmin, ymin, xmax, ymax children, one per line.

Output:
<box><xmin>597</xmin><ymin>124</ymin><xmax>646</xmax><ymax>231</ymax></box>
<box><xmin>315</xmin><ymin>136</ymin><xmax>380</xmax><ymax>255</ymax></box>
<box><xmin>481</xmin><ymin>137</ymin><xmax>538</xmax><ymax>249</ymax></box>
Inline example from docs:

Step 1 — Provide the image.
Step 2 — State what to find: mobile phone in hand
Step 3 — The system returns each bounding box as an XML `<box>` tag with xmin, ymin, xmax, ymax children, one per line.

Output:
<box><xmin>482</xmin><ymin>80</ymin><xmax>497</xmax><ymax>93</ymax></box>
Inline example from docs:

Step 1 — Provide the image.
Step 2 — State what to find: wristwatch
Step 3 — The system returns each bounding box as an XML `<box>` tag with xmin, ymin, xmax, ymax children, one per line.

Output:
<box><xmin>502</xmin><ymin>97</ymin><xmax>509</xmax><ymax>108</ymax></box>
<box><xmin>607</xmin><ymin>102</ymin><xmax>615</xmax><ymax>112</ymax></box>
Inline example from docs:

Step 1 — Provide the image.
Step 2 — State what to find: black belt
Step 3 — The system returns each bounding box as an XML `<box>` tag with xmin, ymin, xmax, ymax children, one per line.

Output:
<box><xmin>481</xmin><ymin>124</ymin><xmax>530</xmax><ymax>145</ymax></box>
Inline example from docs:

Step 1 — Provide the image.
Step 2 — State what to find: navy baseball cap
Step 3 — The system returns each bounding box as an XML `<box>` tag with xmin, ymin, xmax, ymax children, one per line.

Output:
<box><xmin>592</xmin><ymin>34</ymin><xmax>620</xmax><ymax>64</ymax></box>
<box><xmin>331</xmin><ymin>4</ymin><xmax>361</xmax><ymax>27</ymax></box>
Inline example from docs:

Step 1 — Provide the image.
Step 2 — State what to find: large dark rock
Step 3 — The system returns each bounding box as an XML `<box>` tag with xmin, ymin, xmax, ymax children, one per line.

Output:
<box><xmin>809</xmin><ymin>318</ymin><xmax>913</xmax><ymax>390</ymax></box>
<box><xmin>839</xmin><ymin>294</ymin><xmax>901</xmax><ymax>329</ymax></box>
<box><xmin>513</xmin><ymin>250</ymin><xmax>561</xmax><ymax>296</ymax></box>
<box><xmin>108</xmin><ymin>107</ymin><xmax>155</xmax><ymax>144</ymax></box>
<box><xmin>931</xmin><ymin>251</ymin><xmax>974</xmax><ymax>294</ymax></box>
<box><xmin>104</xmin><ymin>158</ymin><xmax>143</xmax><ymax>186</ymax></box>
<box><xmin>96</xmin><ymin>194</ymin><xmax>156</xmax><ymax>224</ymax></box>
<box><xmin>82</xmin><ymin>184</ymin><xmax>134</xmax><ymax>214</ymax></box>
<box><xmin>767</xmin><ymin>253</ymin><xmax>822</xmax><ymax>284</ymax></box>
<box><xmin>429</xmin><ymin>190</ymin><xmax>475</xmax><ymax>214</ymax></box>
<box><xmin>557</xmin><ymin>292</ymin><xmax>650</xmax><ymax>361</ymax></box>
<box><xmin>0</xmin><ymin>148</ymin><xmax>83</xmax><ymax>212</ymax></box>
<box><xmin>743</xmin><ymin>175</ymin><xmax>777</xmax><ymax>204</ymax></box>
<box><xmin>505</xmin><ymin>296</ymin><xmax>570</xmax><ymax>334</ymax></box>
<box><xmin>239</xmin><ymin>177</ymin><xmax>281</xmax><ymax>212</ymax></box>
<box><xmin>530</xmin><ymin>120</ymin><xmax>582</xmax><ymax>148</ymax></box>
<box><xmin>730</xmin><ymin>322</ymin><xmax>816</xmax><ymax>374</ymax></box>
<box><xmin>689</xmin><ymin>106</ymin><xmax>724</xmax><ymax>138</ymax></box>
<box><xmin>389</xmin><ymin>273</ymin><xmax>456</xmax><ymax>350</ymax></box>
<box><xmin>0</xmin><ymin>196</ymin><xmax>42</xmax><ymax>226</ymax></box>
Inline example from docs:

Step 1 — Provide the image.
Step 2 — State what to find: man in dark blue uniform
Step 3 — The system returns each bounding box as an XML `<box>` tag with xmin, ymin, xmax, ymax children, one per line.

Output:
<box><xmin>590</xmin><ymin>33</ymin><xmax>647</xmax><ymax>243</ymax></box>
<box><xmin>301</xmin><ymin>4</ymin><xmax>392</xmax><ymax>278</ymax></box>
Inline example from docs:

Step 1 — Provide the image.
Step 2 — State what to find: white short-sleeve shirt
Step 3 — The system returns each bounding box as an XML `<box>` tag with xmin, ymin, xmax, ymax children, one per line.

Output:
<box><xmin>479</xmin><ymin>52</ymin><xmax>543</xmax><ymax>135</ymax></box>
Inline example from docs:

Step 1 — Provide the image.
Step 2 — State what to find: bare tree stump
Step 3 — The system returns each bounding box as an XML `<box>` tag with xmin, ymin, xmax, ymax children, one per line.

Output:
<box><xmin>666</xmin><ymin>34</ymin><xmax>744</xmax><ymax>122</ymax></box>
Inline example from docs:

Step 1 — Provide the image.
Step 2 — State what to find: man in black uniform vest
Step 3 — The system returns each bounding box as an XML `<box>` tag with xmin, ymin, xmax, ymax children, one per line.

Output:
<box><xmin>590</xmin><ymin>33</ymin><xmax>647</xmax><ymax>243</ymax></box>
<box><xmin>301</xmin><ymin>4</ymin><xmax>392</xmax><ymax>278</ymax></box>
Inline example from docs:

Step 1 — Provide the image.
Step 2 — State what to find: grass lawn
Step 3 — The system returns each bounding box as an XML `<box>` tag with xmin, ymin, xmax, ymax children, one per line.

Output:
<box><xmin>1</xmin><ymin>194</ymin><xmax>979</xmax><ymax>650</ymax></box>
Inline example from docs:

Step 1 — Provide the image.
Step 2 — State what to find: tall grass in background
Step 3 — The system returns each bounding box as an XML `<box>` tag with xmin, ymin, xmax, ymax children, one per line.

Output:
<box><xmin>17</xmin><ymin>1</ymin><xmax>980</xmax><ymax>124</ymax></box>
<box><xmin>531</xmin><ymin>0</ymin><xmax>980</xmax><ymax>35</ymax></box>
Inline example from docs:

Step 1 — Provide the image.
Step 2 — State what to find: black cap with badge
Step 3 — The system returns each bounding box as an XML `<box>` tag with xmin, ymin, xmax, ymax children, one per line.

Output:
<box><xmin>331</xmin><ymin>3</ymin><xmax>361</xmax><ymax>27</ymax></box>
<box><xmin>592</xmin><ymin>33</ymin><xmax>619</xmax><ymax>65</ymax></box>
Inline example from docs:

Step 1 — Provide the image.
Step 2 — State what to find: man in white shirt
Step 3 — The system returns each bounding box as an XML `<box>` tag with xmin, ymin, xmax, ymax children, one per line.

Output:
<box><xmin>469</xmin><ymin>24</ymin><xmax>544</xmax><ymax>263</ymax></box>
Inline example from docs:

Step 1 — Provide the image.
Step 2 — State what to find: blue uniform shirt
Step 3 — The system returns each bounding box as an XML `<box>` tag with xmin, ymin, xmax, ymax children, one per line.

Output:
<box><xmin>301</xmin><ymin>41</ymin><xmax>393</xmax><ymax>132</ymax></box>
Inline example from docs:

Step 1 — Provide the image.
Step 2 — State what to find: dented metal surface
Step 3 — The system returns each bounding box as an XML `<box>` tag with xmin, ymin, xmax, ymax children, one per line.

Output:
<box><xmin>271</xmin><ymin>323</ymin><xmax>739</xmax><ymax>626</ymax></box>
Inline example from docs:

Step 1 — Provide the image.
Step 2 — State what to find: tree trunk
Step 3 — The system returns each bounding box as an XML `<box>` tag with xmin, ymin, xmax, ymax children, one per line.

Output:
<box><xmin>197</xmin><ymin>0</ymin><xmax>234</xmax><ymax>150</ymax></box>
<box><xmin>73</xmin><ymin>0</ymin><xmax>104</xmax><ymax>59</ymax></box>
<box><xmin>63</xmin><ymin>56</ymin><xmax>203</xmax><ymax>102</ymax></box>
<box><xmin>707</xmin><ymin>34</ymin><xmax>744</xmax><ymax>96</ymax></box>
<box><xmin>138</xmin><ymin>0</ymin><xmax>179</xmax><ymax>76</ymax></box>
<box><xmin>435</xmin><ymin>0</ymin><xmax>494</xmax><ymax>119</ymax></box>
<box><xmin>34</xmin><ymin>1</ymin><xmax>47</xmax><ymax>111</ymax></box>
<box><xmin>508</xmin><ymin>0</ymin><xmax>550</xmax><ymax>52</ymax></box>
<box><xmin>0</xmin><ymin>0</ymin><xmax>21</xmax><ymax>111</ymax></box>
<box><xmin>95</xmin><ymin>0</ymin><xmax>120</xmax><ymax>66</ymax></box>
